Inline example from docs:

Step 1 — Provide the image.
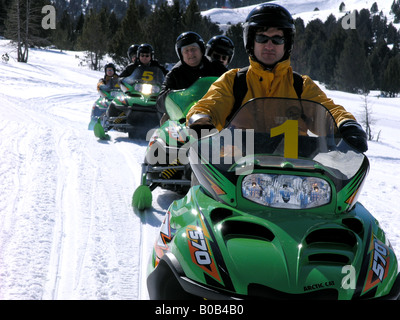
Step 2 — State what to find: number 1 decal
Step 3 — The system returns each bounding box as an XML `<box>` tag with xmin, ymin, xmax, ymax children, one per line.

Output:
<box><xmin>270</xmin><ymin>120</ymin><xmax>298</xmax><ymax>159</ymax></box>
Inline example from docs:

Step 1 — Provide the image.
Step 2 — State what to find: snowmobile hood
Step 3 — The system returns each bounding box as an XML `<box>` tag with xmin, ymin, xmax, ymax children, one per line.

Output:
<box><xmin>167</xmin><ymin>187</ymin><xmax>399</xmax><ymax>300</ymax></box>
<box><xmin>165</xmin><ymin>76</ymin><xmax>218</xmax><ymax>122</ymax></box>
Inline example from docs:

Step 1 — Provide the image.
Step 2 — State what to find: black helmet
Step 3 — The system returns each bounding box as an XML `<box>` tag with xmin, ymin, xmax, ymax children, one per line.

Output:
<box><xmin>127</xmin><ymin>44</ymin><xmax>139</xmax><ymax>60</ymax></box>
<box><xmin>137</xmin><ymin>43</ymin><xmax>154</xmax><ymax>60</ymax></box>
<box><xmin>104</xmin><ymin>62</ymin><xmax>116</xmax><ymax>74</ymax></box>
<box><xmin>243</xmin><ymin>3</ymin><xmax>295</xmax><ymax>59</ymax></box>
<box><xmin>205</xmin><ymin>35</ymin><xmax>235</xmax><ymax>63</ymax></box>
<box><xmin>175</xmin><ymin>31</ymin><xmax>205</xmax><ymax>62</ymax></box>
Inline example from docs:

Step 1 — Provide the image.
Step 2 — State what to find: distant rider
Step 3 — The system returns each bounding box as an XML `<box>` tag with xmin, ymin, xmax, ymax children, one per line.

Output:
<box><xmin>120</xmin><ymin>44</ymin><xmax>168</xmax><ymax>78</ymax></box>
<box><xmin>97</xmin><ymin>62</ymin><xmax>119</xmax><ymax>91</ymax></box>
<box><xmin>119</xmin><ymin>44</ymin><xmax>139</xmax><ymax>78</ymax></box>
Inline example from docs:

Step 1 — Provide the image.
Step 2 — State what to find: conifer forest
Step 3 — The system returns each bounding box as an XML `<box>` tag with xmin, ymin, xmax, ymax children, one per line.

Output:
<box><xmin>2</xmin><ymin>0</ymin><xmax>400</xmax><ymax>96</ymax></box>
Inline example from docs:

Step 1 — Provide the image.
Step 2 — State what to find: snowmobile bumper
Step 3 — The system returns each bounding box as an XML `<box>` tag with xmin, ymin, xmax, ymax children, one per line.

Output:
<box><xmin>129</xmin><ymin>104</ymin><xmax>157</xmax><ymax>113</ymax></box>
<box><xmin>148</xmin><ymin>254</ymin><xmax>400</xmax><ymax>300</ymax></box>
<box><xmin>142</xmin><ymin>162</ymin><xmax>191</xmax><ymax>191</ymax></box>
<box><xmin>147</xmin><ymin>252</ymin><xmax>238</xmax><ymax>300</ymax></box>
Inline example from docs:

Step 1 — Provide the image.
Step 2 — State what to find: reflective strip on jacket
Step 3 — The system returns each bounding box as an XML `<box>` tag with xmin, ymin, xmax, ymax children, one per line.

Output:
<box><xmin>186</xmin><ymin>57</ymin><xmax>356</xmax><ymax>131</ymax></box>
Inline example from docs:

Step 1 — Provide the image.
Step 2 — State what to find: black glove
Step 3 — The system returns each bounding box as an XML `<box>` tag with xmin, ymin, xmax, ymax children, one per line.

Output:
<box><xmin>339</xmin><ymin>120</ymin><xmax>368</xmax><ymax>152</ymax></box>
<box><xmin>188</xmin><ymin>115</ymin><xmax>217</xmax><ymax>138</ymax></box>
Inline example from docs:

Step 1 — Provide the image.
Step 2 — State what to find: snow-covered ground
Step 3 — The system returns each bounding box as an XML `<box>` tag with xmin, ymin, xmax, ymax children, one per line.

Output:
<box><xmin>0</xmin><ymin>0</ymin><xmax>399</xmax><ymax>300</ymax></box>
<box><xmin>0</xmin><ymin>42</ymin><xmax>183</xmax><ymax>299</ymax></box>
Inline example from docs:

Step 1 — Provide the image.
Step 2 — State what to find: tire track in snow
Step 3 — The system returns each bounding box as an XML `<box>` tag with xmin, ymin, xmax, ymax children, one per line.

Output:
<box><xmin>0</xmin><ymin>119</ymin><xmax>61</xmax><ymax>299</ymax></box>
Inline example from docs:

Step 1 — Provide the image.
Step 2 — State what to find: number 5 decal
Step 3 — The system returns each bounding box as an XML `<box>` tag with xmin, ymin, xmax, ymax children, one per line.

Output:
<box><xmin>270</xmin><ymin>120</ymin><xmax>298</xmax><ymax>159</ymax></box>
<box><xmin>142</xmin><ymin>71</ymin><xmax>154</xmax><ymax>81</ymax></box>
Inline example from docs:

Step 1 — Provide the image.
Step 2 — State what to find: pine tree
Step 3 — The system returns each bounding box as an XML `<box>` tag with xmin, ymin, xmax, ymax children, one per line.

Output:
<box><xmin>356</xmin><ymin>9</ymin><xmax>373</xmax><ymax>52</ymax></box>
<box><xmin>304</xmin><ymin>19</ymin><xmax>327</xmax><ymax>81</ymax></box>
<box><xmin>142</xmin><ymin>0</ymin><xmax>183</xmax><ymax>64</ymax></box>
<box><xmin>76</xmin><ymin>9</ymin><xmax>109</xmax><ymax>70</ymax></box>
<box><xmin>391</xmin><ymin>0</ymin><xmax>400</xmax><ymax>23</ymax></box>
<box><xmin>74</xmin><ymin>12</ymin><xmax>85</xmax><ymax>46</ymax></box>
<box><xmin>382</xmin><ymin>55</ymin><xmax>400</xmax><ymax>96</ymax></box>
<box><xmin>334</xmin><ymin>30</ymin><xmax>373</xmax><ymax>93</ymax></box>
<box><xmin>291</xmin><ymin>18</ymin><xmax>307</xmax><ymax>74</ymax></box>
<box><xmin>226</xmin><ymin>22</ymin><xmax>248</xmax><ymax>68</ymax></box>
<box><xmin>323</xmin><ymin>24</ymin><xmax>347</xmax><ymax>88</ymax></box>
<box><xmin>181</xmin><ymin>0</ymin><xmax>221</xmax><ymax>41</ymax></box>
<box><xmin>0</xmin><ymin>0</ymin><xmax>13</xmax><ymax>34</ymax></box>
<box><xmin>369</xmin><ymin>40</ymin><xmax>391</xmax><ymax>89</ymax></box>
<box><xmin>371</xmin><ymin>2</ymin><xmax>379</xmax><ymax>13</ymax></box>
<box><xmin>52</xmin><ymin>9</ymin><xmax>74</xmax><ymax>50</ymax></box>
<box><xmin>109</xmin><ymin>0</ymin><xmax>143</xmax><ymax>65</ymax></box>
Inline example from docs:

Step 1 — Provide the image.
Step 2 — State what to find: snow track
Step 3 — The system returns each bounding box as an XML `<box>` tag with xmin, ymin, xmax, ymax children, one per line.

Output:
<box><xmin>0</xmin><ymin>44</ymin><xmax>176</xmax><ymax>300</ymax></box>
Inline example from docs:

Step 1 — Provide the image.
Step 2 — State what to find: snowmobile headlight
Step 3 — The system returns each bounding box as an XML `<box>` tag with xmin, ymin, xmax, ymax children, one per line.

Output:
<box><xmin>134</xmin><ymin>83</ymin><xmax>159</xmax><ymax>95</ymax></box>
<box><xmin>242</xmin><ymin>174</ymin><xmax>331</xmax><ymax>209</ymax></box>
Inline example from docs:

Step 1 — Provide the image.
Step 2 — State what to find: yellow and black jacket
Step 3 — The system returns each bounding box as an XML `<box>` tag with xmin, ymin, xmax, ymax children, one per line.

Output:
<box><xmin>186</xmin><ymin>57</ymin><xmax>355</xmax><ymax>131</ymax></box>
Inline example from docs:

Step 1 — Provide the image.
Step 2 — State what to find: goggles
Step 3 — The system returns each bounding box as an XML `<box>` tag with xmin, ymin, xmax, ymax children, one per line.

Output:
<box><xmin>212</xmin><ymin>53</ymin><xmax>229</xmax><ymax>61</ymax></box>
<box><xmin>255</xmin><ymin>34</ymin><xmax>285</xmax><ymax>45</ymax></box>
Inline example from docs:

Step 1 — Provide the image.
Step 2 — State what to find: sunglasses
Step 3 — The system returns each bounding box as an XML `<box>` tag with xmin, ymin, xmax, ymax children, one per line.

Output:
<box><xmin>140</xmin><ymin>54</ymin><xmax>150</xmax><ymax>57</ymax></box>
<box><xmin>255</xmin><ymin>34</ymin><xmax>285</xmax><ymax>45</ymax></box>
<box><xmin>212</xmin><ymin>53</ymin><xmax>228</xmax><ymax>61</ymax></box>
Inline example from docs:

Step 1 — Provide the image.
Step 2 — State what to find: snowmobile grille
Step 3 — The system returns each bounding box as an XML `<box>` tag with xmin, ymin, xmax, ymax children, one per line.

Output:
<box><xmin>307</xmin><ymin>253</ymin><xmax>350</xmax><ymax>264</ymax></box>
<box><xmin>210</xmin><ymin>208</ymin><xmax>233</xmax><ymax>223</ymax></box>
<box><xmin>221</xmin><ymin>221</ymin><xmax>275</xmax><ymax>242</ymax></box>
<box><xmin>305</xmin><ymin>229</ymin><xmax>357</xmax><ymax>248</ymax></box>
<box><xmin>304</xmin><ymin>228</ymin><xmax>357</xmax><ymax>265</ymax></box>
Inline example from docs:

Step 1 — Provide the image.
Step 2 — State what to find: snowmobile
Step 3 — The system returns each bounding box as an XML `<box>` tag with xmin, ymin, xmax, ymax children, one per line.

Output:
<box><xmin>131</xmin><ymin>76</ymin><xmax>218</xmax><ymax>210</ymax></box>
<box><xmin>88</xmin><ymin>82</ymin><xmax>123</xmax><ymax>130</ymax></box>
<box><xmin>93</xmin><ymin>65</ymin><xmax>164</xmax><ymax>140</ymax></box>
<box><xmin>147</xmin><ymin>97</ymin><xmax>400</xmax><ymax>300</ymax></box>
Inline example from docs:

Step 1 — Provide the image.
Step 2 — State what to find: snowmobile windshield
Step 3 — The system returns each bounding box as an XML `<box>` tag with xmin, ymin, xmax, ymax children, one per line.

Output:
<box><xmin>123</xmin><ymin>65</ymin><xmax>165</xmax><ymax>86</ymax></box>
<box><xmin>196</xmin><ymin>98</ymin><xmax>366</xmax><ymax>182</ymax></box>
<box><xmin>165</xmin><ymin>77</ymin><xmax>218</xmax><ymax>121</ymax></box>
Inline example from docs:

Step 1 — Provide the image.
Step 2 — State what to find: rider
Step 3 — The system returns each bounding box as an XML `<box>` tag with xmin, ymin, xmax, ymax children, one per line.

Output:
<box><xmin>119</xmin><ymin>44</ymin><xmax>139</xmax><ymax>77</ymax></box>
<box><xmin>156</xmin><ymin>31</ymin><xmax>228</xmax><ymax>123</ymax></box>
<box><xmin>186</xmin><ymin>3</ymin><xmax>368</xmax><ymax>153</ymax></box>
<box><xmin>205</xmin><ymin>35</ymin><xmax>235</xmax><ymax>67</ymax></box>
<box><xmin>135</xmin><ymin>43</ymin><xmax>168</xmax><ymax>74</ymax></box>
<box><xmin>120</xmin><ymin>43</ymin><xmax>167</xmax><ymax>78</ymax></box>
<box><xmin>97</xmin><ymin>62</ymin><xmax>119</xmax><ymax>91</ymax></box>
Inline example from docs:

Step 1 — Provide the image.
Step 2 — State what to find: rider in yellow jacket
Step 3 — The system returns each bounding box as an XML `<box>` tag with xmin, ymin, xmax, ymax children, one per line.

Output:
<box><xmin>186</xmin><ymin>3</ymin><xmax>367</xmax><ymax>152</ymax></box>
<box><xmin>186</xmin><ymin>57</ymin><xmax>355</xmax><ymax>131</ymax></box>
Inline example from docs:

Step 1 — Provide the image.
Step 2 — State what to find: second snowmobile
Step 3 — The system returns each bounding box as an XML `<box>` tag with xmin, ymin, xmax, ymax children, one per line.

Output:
<box><xmin>131</xmin><ymin>76</ymin><xmax>218</xmax><ymax>210</ymax></box>
<box><xmin>88</xmin><ymin>82</ymin><xmax>122</xmax><ymax>130</ymax></box>
<box><xmin>94</xmin><ymin>64</ymin><xmax>164</xmax><ymax>140</ymax></box>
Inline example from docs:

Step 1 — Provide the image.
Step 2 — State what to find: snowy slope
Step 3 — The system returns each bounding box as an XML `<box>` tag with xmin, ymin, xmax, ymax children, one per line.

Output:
<box><xmin>0</xmin><ymin>0</ymin><xmax>400</xmax><ymax>300</ymax></box>
<box><xmin>203</xmin><ymin>0</ymin><xmax>398</xmax><ymax>27</ymax></box>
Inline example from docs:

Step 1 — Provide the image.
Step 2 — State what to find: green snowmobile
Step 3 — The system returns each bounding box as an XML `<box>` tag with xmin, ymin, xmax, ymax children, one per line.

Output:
<box><xmin>88</xmin><ymin>82</ymin><xmax>122</xmax><ymax>131</ymax></box>
<box><xmin>147</xmin><ymin>97</ymin><xmax>400</xmax><ymax>300</ymax></box>
<box><xmin>132</xmin><ymin>76</ymin><xmax>218</xmax><ymax>210</ymax></box>
<box><xmin>94</xmin><ymin>65</ymin><xmax>164</xmax><ymax>140</ymax></box>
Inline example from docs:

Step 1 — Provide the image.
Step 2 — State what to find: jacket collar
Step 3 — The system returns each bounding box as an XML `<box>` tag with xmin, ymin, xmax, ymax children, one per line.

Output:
<box><xmin>249</xmin><ymin>57</ymin><xmax>291</xmax><ymax>77</ymax></box>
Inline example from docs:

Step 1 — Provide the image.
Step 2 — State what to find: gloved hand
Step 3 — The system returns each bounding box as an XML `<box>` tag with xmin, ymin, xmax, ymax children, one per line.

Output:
<box><xmin>339</xmin><ymin>120</ymin><xmax>368</xmax><ymax>152</ymax></box>
<box><xmin>188</xmin><ymin>114</ymin><xmax>217</xmax><ymax>139</ymax></box>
